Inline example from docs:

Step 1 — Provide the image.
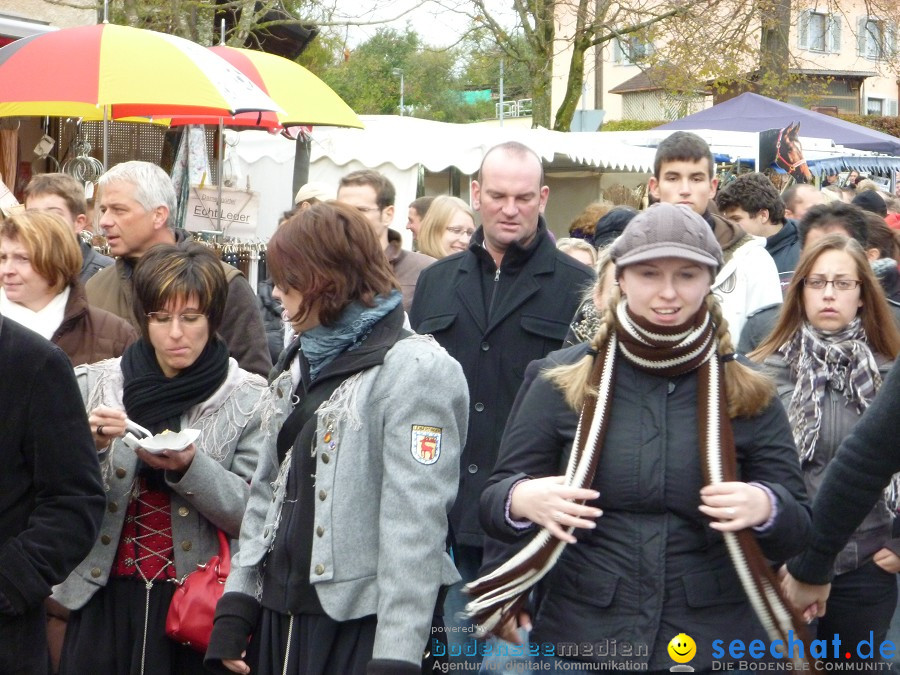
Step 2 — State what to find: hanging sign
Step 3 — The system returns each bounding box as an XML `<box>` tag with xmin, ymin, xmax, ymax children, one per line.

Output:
<box><xmin>185</xmin><ymin>185</ymin><xmax>259</xmax><ymax>237</ymax></box>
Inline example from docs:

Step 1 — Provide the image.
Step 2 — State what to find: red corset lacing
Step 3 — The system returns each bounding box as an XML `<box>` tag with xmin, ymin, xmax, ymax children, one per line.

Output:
<box><xmin>112</xmin><ymin>477</ymin><xmax>176</xmax><ymax>583</ymax></box>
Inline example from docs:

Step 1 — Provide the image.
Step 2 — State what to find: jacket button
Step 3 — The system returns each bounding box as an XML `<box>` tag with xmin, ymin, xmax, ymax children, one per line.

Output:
<box><xmin>468</xmin><ymin>464</ymin><xmax>478</xmax><ymax>474</ymax></box>
<box><xmin>100</xmin><ymin>535</ymin><xmax>111</xmax><ymax>545</ymax></box>
<box><xmin>481</xmin><ymin>342</ymin><xmax>490</xmax><ymax>351</ymax></box>
<box><xmin>90</xmin><ymin>567</ymin><xmax>102</xmax><ymax>578</ymax></box>
<box><xmin>108</xmin><ymin>502</ymin><xmax>118</xmax><ymax>513</ymax></box>
<box><xmin>474</xmin><ymin>402</ymin><xmax>485</xmax><ymax>412</ymax></box>
<box><xmin>667</xmin><ymin>381</ymin><xmax>676</xmax><ymax>394</ymax></box>
<box><xmin>181</xmin><ymin>540</ymin><xmax>192</xmax><ymax>552</ymax></box>
<box><xmin>318</xmin><ymin>490</ymin><xmax>327</xmax><ymax>501</ymax></box>
<box><xmin>316</xmin><ymin>526</ymin><xmax>325</xmax><ymax>537</ymax></box>
<box><xmin>276</xmin><ymin>388</ymin><xmax>283</xmax><ymax>399</ymax></box>
<box><xmin>115</xmin><ymin>467</ymin><xmax>127</xmax><ymax>479</ymax></box>
<box><xmin>178</xmin><ymin>506</ymin><xmax>189</xmax><ymax>517</ymax></box>
<box><xmin>314</xmin><ymin>564</ymin><xmax>325</xmax><ymax>575</ymax></box>
<box><xmin>321</xmin><ymin>453</ymin><xmax>330</xmax><ymax>464</ymax></box>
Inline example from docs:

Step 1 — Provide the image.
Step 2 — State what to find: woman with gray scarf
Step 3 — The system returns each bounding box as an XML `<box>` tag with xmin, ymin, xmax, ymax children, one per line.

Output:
<box><xmin>205</xmin><ymin>202</ymin><xmax>468</xmax><ymax>675</ymax></box>
<box><xmin>751</xmin><ymin>234</ymin><xmax>900</xmax><ymax>666</ymax></box>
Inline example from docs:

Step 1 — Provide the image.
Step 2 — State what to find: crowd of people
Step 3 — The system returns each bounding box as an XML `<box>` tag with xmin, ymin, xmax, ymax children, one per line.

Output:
<box><xmin>2</xmin><ymin>130</ymin><xmax>900</xmax><ymax>675</ymax></box>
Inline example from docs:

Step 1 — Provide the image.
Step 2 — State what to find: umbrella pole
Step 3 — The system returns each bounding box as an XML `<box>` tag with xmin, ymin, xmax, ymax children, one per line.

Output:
<box><xmin>217</xmin><ymin>118</ymin><xmax>223</xmax><ymax>231</ymax></box>
<box><xmin>103</xmin><ymin>105</ymin><xmax>109</xmax><ymax>170</ymax></box>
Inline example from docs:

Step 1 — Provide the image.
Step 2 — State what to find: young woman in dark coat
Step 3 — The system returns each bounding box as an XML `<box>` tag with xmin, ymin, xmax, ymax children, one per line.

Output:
<box><xmin>467</xmin><ymin>202</ymin><xmax>811</xmax><ymax>673</ymax></box>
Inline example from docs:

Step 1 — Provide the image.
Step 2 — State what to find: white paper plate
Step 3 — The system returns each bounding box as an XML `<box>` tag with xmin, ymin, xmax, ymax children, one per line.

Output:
<box><xmin>122</xmin><ymin>428</ymin><xmax>201</xmax><ymax>454</ymax></box>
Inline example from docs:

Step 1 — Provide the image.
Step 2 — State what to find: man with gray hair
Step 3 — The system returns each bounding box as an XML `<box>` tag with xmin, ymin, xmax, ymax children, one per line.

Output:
<box><xmin>85</xmin><ymin>161</ymin><xmax>271</xmax><ymax>376</ymax></box>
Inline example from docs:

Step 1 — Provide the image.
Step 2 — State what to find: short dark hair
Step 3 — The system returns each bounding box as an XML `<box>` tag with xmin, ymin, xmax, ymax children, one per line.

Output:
<box><xmin>409</xmin><ymin>196</ymin><xmax>435</xmax><ymax>218</ymax></box>
<box><xmin>339</xmin><ymin>169</ymin><xmax>396</xmax><ymax>209</ymax></box>
<box><xmin>715</xmin><ymin>173</ymin><xmax>785</xmax><ymax>225</ymax></box>
<box><xmin>797</xmin><ymin>202</ymin><xmax>868</xmax><ymax>248</ymax></box>
<box><xmin>477</xmin><ymin>141</ymin><xmax>546</xmax><ymax>185</ymax></box>
<box><xmin>781</xmin><ymin>184</ymin><xmax>818</xmax><ymax>212</ymax></box>
<box><xmin>653</xmin><ymin>131</ymin><xmax>714</xmax><ymax>179</ymax></box>
<box><xmin>131</xmin><ymin>242</ymin><xmax>228</xmax><ymax>341</ymax></box>
<box><xmin>23</xmin><ymin>173</ymin><xmax>87</xmax><ymax>217</ymax></box>
<box><xmin>268</xmin><ymin>202</ymin><xmax>399</xmax><ymax>327</ymax></box>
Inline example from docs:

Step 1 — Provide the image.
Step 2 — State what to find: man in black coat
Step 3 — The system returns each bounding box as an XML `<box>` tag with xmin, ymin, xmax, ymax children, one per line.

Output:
<box><xmin>409</xmin><ymin>141</ymin><xmax>594</xmax><ymax>646</ymax></box>
<box><xmin>0</xmin><ymin>315</ymin><xmax>105</xmax><ymax>674</ymax></box>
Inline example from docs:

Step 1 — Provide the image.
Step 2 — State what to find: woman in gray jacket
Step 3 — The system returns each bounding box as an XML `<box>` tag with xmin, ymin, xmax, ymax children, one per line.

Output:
<box><xmin>54</xmin><ymin>243</ymin><xmax>267</xmax><ymax>675</ymax></box>
<box><xmin>205</xmin><ymin>202</ymin><xmax>468</xmax><ymax>675</ymax></box>
<box><xmin>752</xmin><ymin>234</ymin><xmax>900</xmax><ymax>666</ymax></box>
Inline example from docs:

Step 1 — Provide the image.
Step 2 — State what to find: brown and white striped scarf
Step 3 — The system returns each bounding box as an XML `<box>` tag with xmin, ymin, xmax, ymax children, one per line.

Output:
<box><xmin>464</xmin><ymin>300</ymin><xmax>810</xmax><ymax>667</ymax></box>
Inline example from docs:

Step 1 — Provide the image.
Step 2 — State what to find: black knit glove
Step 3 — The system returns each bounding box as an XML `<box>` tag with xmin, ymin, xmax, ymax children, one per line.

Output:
<box><xmin>203</xmin><ymin>592</ymin><xmax>261</xmax><ymax>674</ymax></box>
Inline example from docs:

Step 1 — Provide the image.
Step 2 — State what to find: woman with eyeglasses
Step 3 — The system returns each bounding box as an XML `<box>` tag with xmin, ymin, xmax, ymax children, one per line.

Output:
<box><xmin>415</xmin><ymin>196</ymin><xmax>476</xmax><ymax>259</ymax></box>
<box><xmin>52</xmin><ymin>242</ymin><xmax>267</xmax><ymax>675</ymax></box>
<box><xmin>751</xmin><ymin>234</ymin><xmax>900</xmax><ymax>666</ymax></box>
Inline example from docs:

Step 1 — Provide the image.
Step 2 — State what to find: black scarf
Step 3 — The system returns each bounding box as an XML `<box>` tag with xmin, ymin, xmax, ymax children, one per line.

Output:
<box><xmin>121</xmin><ymin>337</ymin><xmax>230</xmax><ymax>436</ymax></box>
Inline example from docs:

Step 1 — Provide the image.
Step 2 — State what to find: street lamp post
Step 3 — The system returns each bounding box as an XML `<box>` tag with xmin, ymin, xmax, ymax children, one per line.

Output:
<box><xmin>392</xmin><ymin>67</ymin><xmax>404</xmax><ymax>116</ymax></box>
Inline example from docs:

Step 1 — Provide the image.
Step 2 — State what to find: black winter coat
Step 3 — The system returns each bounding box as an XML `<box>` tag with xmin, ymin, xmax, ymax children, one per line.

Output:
<box><xmin>481</xmin><ymin>343</ymin><xmax>810</xmax><ymax>671</ymax></box>
<box><xmin>410</xmin><ymin>220</ymin><xmax>593</xmax><ymax>546</ymax></box>
<box><xmin>0</xmin><ymin>316</ymin><xmax>105</xmax><ymax>673</ymax></box>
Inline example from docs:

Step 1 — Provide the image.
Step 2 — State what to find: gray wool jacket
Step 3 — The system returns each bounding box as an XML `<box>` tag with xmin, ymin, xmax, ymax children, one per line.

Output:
<box><xmin>52</xmin><ymin>357</ymin><xmax>268</xmax><ymax>611</ymax></box>
<box><xmin>225</xmin><ymin>333</ymin><xmax>468</xmax><ymax>667</ymax></box>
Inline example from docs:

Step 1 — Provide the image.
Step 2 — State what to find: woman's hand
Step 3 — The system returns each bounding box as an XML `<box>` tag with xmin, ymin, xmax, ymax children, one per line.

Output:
<box><xmin>874</xmin><ymin>547</ymin><xmax>900</xmax><ymax>573</ymax></box>
<box><xmin>510</xmin><ymin>476</ymin><xmax>602</xmax><ymax>544</ymax></box>
<box><xmin>492</xmin><ymin>610</ymin><xmax>532</xmax><ymax>645</ymax></box>
<box><xmin>699</xmin><ymin>482</ymin><xmax>771</xmax><ymax>531</ymax></box>
<box><xmin>134</xmin><ymin>443</ymin><xmax>196</xmax><ymax>475</ymax></box>
<box><xmin>780</xmin><ymin>567</ymin><xmax>830</xmax><ymax>622</ymax></box>
<box><xmin>87</xmin><ymin>406</ymin><xmax>127</xmax><ymax>451</ymax></box>
<box><xmin>222</xmin><ymin>656</ymin><xmax>250</xmax><ymax>674</ymax></box>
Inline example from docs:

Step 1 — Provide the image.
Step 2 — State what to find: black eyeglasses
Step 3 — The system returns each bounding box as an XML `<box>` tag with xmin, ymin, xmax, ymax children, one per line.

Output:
<box><xmin>802</xmin><ymin>278</ymin><xmax>861</xmax><ymax>291</ymax></box>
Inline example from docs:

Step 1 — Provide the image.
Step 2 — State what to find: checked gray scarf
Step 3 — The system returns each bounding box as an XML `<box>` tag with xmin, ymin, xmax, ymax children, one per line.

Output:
<box><xmin>780</xmin><ymin>318</ymin><xmax>881</xmax><ymax>464</ymax></box>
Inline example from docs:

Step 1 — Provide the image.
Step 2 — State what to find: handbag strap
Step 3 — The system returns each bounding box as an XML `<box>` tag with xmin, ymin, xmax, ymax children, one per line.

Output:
<box><xmin>216</xmin><ymin>529</ymin><xmax>231</xmax><ymax>578</ymax></box>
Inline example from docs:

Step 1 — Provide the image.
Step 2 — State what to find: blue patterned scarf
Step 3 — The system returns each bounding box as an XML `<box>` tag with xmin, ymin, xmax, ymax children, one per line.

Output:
<box><xmin>300</xmin><ymin>290</ymin><xmax>402</xmax><ymax>382</ymax></box>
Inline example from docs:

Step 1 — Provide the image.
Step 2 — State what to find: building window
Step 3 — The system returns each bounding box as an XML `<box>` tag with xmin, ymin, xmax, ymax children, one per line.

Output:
<box><xmin>612</xmin><ymin>35</ymin><xmax>652</xmax><ymax>64</ymax></box>
<box><xmin>858</xmin><ymin>17</ymin><xmax>896</xmax><ymax>60</ymax></box>
<box><xmin>798</xmin><ymin>10</ymin><xmax>840</xmax><ymax>52</ymax></box>
<box><xmin>867</xmin><ymin>97</ymin><xmax>884</xmax><ymax>115</ymax></box>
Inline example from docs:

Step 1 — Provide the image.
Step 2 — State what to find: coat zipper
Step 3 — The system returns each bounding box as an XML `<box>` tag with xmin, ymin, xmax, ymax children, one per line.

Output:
<box><xmin>487</xmin><ymin>267</ymin><xmax>501</xmax><ymax>321</ymax></box>
<box><xmin>140</xmin><ymin>580</ymin><xmax>152</xmax><ymax>675</ymax></box>
<box><xmin>282</xmin><ymin>613</ymin><xmax>294</xmax><ymax>675</ymax></box>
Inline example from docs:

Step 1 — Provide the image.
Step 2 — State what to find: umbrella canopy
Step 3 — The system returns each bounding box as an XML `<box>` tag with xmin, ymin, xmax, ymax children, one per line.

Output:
<box><xmin>655</xmin><ymin>92</ymin><xmax>900</xmax><ymax>155</ymax></box>
<box><xmin>0</xmin><ymin>24</ymin><xmax>281</xmax><ymax>120</ymax></box>
<box><xmin>162</xmin><ymin>46</ymin><xmax>362</xmax><ymax>130</ymax></box>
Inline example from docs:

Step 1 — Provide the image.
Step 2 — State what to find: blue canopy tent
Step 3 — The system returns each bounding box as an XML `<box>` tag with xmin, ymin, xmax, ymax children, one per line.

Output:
<box><xmin>655</xmin><ymin>92</ymin><xmax>900</xmax><ymax>155</ymax></box>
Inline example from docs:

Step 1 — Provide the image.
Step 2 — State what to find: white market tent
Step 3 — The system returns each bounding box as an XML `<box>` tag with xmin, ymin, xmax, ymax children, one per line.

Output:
<box><xmin>233</xmin><ymin>115</ymin><xmax>657</xmax><ymax>242</ymax></box>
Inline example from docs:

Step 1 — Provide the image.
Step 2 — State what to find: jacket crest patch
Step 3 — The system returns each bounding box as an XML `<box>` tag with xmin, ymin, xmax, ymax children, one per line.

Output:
<box><xmin>411</xmin><ymin>425</ymin><xmax>442</xmax><ymax>465</ymax></box>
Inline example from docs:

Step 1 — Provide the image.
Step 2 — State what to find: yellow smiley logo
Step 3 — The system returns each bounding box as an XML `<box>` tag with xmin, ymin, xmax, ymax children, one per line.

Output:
<box><xmin>667</xmin><ymin>633</ymin><xmax>697</xmax><ymax>664</ymax></box>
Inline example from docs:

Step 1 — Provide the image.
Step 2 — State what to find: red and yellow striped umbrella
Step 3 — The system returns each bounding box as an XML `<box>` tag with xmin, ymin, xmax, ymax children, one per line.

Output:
<box><xmin>163</xmin><ymin>46</ymin><xmax>362</xmax><ymax>130</ymax></box>
<box><xmin>0</xmin><ymin>24</ymin><xmax>280</xmax><ymax>120</ymax></box>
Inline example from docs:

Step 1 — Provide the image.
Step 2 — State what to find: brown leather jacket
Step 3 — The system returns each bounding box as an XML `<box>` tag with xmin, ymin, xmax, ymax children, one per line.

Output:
<box><xmin>53</xmin><ymin>283</ymin><xmax>138</xmax><ymax>367</ymax></box>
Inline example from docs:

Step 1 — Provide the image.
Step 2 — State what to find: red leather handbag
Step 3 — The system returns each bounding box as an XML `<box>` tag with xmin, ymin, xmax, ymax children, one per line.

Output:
<box><xmin>165</xmin><ymin>529</ymin><xmax>230</xmax><ymax>652</ymax></box>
